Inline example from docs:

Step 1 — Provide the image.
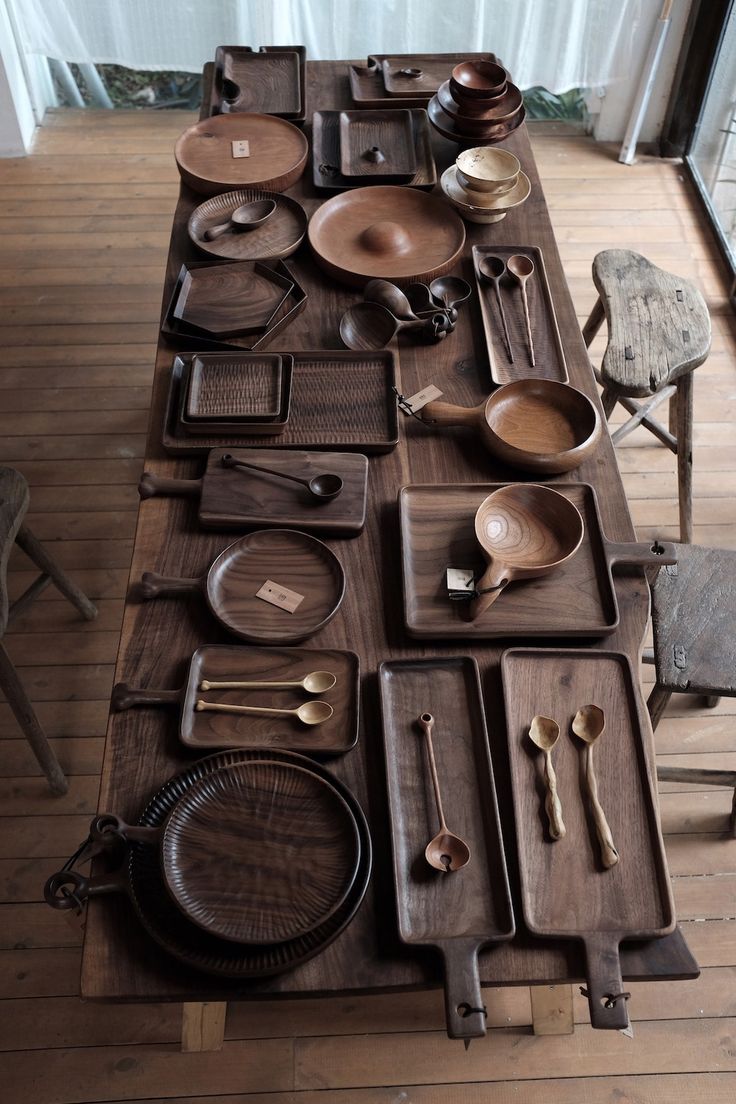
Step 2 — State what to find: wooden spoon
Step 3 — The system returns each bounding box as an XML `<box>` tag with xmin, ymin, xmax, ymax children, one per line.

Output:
<box><xmin>571</xmin><ymin>704</ymin><xmax>620</xmax><ymax>869</ymax></box>
<box><xmin>200</xmin><ymin>671</ymin><xmax>337</xmax><ymax>694</ymax></box>
<box><xmin>477</xmin><ymin>255</ymin><xmax>513</xmax><ymax>361</ymax></box>
<box><xmin>506</xmin><ymin>254</ymin><xmax>536</xmax><ymax>366</ymax></box>
<box><xmin>203</xmin><ymin>199</ymin><xmax>277</xmax><ymax>241</ymax></box>
<box><xmin>221</xmin><ymin>453</ymin><xmax>343</xmax><ymax>502</ymax></box>
<box><xmin>339</xmin><ymin>302</ymin><xmax>428</xmax><ymax>350</ymax></box>
<box><xmin>417</xmin><ymin>713</ymin><xmax>471</xmax><ymax>872</ymax></box>
<box><xmin>196</xmin><ymin>699</ymin><xmax>334</xmax><ymax>726</ymax></box>
<box><xmin>429</xmin><ymin>276</ymin><xmax>471</xmax><ymax>323</ymax></box>
<box><xmin>363</xmin><ymin>278</ymin><xmax>422</xmax><ymax>322</ymax></box>
<box><xmin>529</xmin><ymin>715</ymin><xmax>566</xmax><ymax>840</ymax></box>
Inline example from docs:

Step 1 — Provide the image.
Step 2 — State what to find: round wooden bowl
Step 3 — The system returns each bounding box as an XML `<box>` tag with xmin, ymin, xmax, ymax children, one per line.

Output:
<box><xmin>437</xmin><ymin>82</ymin><xmax>524</xmax><ymax>126</ymax></box>
<box><xmin>308</xmin><ymin>186</ymin><xmax>466</xmax><ymax>288</ymax></box>
<box><xmin>188</xmin><ymin>188</ymin><xmax>308</xmax><ymax>261</ymax></box>
<box><xmin>175</xmin><ymin>114</ymin><xmax>308</xmax><ymax>196</ymax></box>
<box><xmin>450</xmin><ymin>60</ymin><xmax>508</xmax><ymax>100</ymax></box>
<box><xmin>456</xmin><ymin>147</ymin><xmax>520</xmax><ymax>192</ymax></box>
<box><xmin>428</xmin><ymin>97</ymin><xmax>526</xmax><ymax>147</ymax></box>
<box><xmin>441</xmin><ymin>165</ymin><xmax>530</xmax><ymax>224</ymax></box>
<box><xmin>483</xmin><ymin>380</ymin><xmax>602</xmax><ymax>473</ymax></box>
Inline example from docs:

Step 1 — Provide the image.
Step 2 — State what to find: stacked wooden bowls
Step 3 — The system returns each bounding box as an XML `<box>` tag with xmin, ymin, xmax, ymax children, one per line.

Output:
<box><xmin>441</xmin><ymin>147</ymin><xmax>531</xmax><ymax>224</ymax></box>
<box><xmin>428</xmin><ymin>60</ymin><xmax>525</xmax><ymax>146</ymax></box>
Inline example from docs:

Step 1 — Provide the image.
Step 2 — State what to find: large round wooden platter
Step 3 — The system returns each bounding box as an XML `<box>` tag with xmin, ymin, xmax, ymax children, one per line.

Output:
<box><xmin>308</xmin><ymin>185</ymin><xmax>466</xmax><ymax>287</ymax></box>
<box><xmin>175</xmin><ymin>113</ymin><xmax>308</xmax><ymax>196</ymax></box>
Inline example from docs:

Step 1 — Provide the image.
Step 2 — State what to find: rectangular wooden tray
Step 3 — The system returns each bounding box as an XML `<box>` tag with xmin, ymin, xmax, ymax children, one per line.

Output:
<box><xmin>312</xmin><ymin>108</ymin><xmax>437</xmax><ymax>191</ymax></box>
<box><xmin>163</xmin><ymin>350</ymin><xmax>400</xmax><ymax>455</ymax></box>
<box><xmin>349</xmin><ymin>52</ymin><xmax>498</xmax><ymax>109</ymax></box>
<box><xmin>378</xmin><ymin>657</ymin><xmax>514</xmax><ymax>1041</ymax></box>
<box><xmin>186</xmin><ymin>353</ymin><xmax>284</xmax><ymax>419</ymax></box>
<box><xmin>472</xmin><ymin>246</ymin><xmax>568</xmax><ymax>386</ymax></box>
<box><xmin>500</xmin><ymin>648</ymin><xmax>675</xmax><ymax>1028</ymax></box>
<box><xmin>338</xmin><ymin>109</ymin><xmax>416</xmax><ymax>179</ymax></box>
<box><xmin>399</xmin><ymin>482</ymin><xmax>667</xmax><ymax>639</ymax></box>
<box><xmin>177</xmin><ymin>355</ymin><xmax>293</xmax><ymax>436</ymax></box>
<box><xmin>208</xmin><ymin>45</ymin><xmax>306</xmax><ymax>121</ymax></box>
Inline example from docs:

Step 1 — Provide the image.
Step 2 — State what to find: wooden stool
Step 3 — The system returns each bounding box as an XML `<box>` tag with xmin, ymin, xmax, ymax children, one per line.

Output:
<box><xmin>644</xmin><ymin>543</ymin><xmax>736</xmax><ymax>837</ymax></box>
<box><xmin>0</xmin><ymin>467</ymin><xmax>97</xmax><ymax>795</ymax></box>
<box><xmin>582</xmin><ymin>249</ymin><xmax>711</xmax><ymax>543</ymax></box>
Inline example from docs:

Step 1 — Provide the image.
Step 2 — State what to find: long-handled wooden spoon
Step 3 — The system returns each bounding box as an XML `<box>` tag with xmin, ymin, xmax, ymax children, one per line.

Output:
<box><xmin>196</xmin><ymin>699</ymin><xmax>334</xmax><ymax>726</ymax></box>
<box><xmin>529</xmin><ymin>715</ymin><xmax>566</xmax><ymax>839</ymax></box>
<box><xmin>200</xmin><ymin>671</ymin><xmax>337</xmax><ymax>694</ymax></box>
<box><xmin>507</xmin><ymin>253</ymin><xmax>536</xmax><ymax>366</ymax></box>
<box><xmin>477</xmin><ymin>255</ymin><xmax>513</xmax><ymax>361</ymax></box>
<box><xmin>572</xmin><ymin>704</ymin><xmax>620</xmax><ymax>868</ymax></box>
<box><xmin>221</xmin><ymin>453</ymin><xmax>343</xmax><ymax>502</ymax></box>
<box><xmin>417</xmin><ymin>713</ymin><xmax>471</xmax><ymax>872</ymax></box>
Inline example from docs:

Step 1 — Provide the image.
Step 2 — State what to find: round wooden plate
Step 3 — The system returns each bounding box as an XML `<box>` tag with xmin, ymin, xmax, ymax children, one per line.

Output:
<box><xmin>436</xmin><ymin>81</ymin><xmax>523</xmax><ymax>124</ymax></box>
<box><xmin>162</xmin><ymin>760</ymin><xmax>361</xmax><ymax>944</ymax></box>
<box><xmin>188</xmin><ymin>188</ymin><xmax>308</xmax><ymax>261</ymax></box>
<box><xmin>175</xmin><ymin>114</ymin><xmax>309</xmax><ymax>196</ymax></box>
<box><xmin>308</xmin><ymin>185</ymin><xmax>466</xmax><ymax>287</ymax></box>
<box><xmin>428</xmin><ymin>97</ymin><xmax>526</xmax><ymax>146</ymax></box>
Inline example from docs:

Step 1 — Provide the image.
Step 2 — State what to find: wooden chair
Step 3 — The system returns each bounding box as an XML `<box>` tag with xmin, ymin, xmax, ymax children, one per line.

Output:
<box><xmin>582</xmin><ymin>249</ymin><xmax>711</xmax><ymax>543</ymax></box>
<box><xmin>0</xmin><ymin>467</ymin><xmax>97</xmax><ymax>795</ymax></box>
<box><xmin>644</xmin><ymin>543</ymin><xmax>736</xmax><ymax>837</ymax></box>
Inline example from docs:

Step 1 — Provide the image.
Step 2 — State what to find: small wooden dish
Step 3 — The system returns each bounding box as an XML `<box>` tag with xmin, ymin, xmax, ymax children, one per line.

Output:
<box><xmin>173</xmin><ymin>262</ymin><xmax>293</xmax><ymax>338</ymax></box>
<box><xmin>188</xmin><ymin>188</ymin><xmax>308</xmax><ymax>261</ymax></box>
<box><xmin>308</xmin><ymin>185</ymin><xmax>465</xmax><ymax>288</ymax></box>
<box><xmin>175</xmin><ymin>113</ymin><xmax>309</xmax><ymax>196</ymax></box>
<box><xmin>450</xmin><ymin>60</ymin><xmax>508</xmax><ymax>100</ymax></box>
<box><xmin>179</xmin><ymin>355</ymin><xmax>293</xmax><ymax>436</ymax></box>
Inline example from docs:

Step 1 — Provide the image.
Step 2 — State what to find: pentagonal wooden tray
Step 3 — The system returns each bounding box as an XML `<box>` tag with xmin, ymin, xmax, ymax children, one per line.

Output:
<box><xmin>175</xmin><ymin>113</ymin><xmax>308</xmax><ymax>195</ymax></box>
<box><xmin>209</xmin><ymin>45</ymin><xmax>307</xmax><ymax>122</ymax></box>
<box><xmin>312</xmin><ymin>108</ymin><xmax>437</xmax><ymax>192</ymax></box>
<box><xmin>173</xmin><ymin>263</ymin><xmax>292</xmax><ymax>338</ymax></box>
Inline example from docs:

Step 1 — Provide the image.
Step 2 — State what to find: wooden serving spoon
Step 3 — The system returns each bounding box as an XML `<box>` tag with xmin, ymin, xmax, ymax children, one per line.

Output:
<box><xmin>221</xmin><ymin>453</ymin><xmax>343</xmax><ymax>502</ymax></box>
<box><xmin>363</xmin><ymin>278</ymin><xmax>422</xmax><ymax>322</ymax></box>
<box><xmin>417</xmin><ymin>713</ymin><xmax>471</xmax><ymax>872</ymax></box>
<box><xmin>200</xmin><ymin>671</ymin><xmax>337</xmax><ymax>694</ymax></box>
<box><xmin>477</xmin><ymin>255</ymin><xmax>513</xmax><ymax>361</ymax></box>
<box><xmin>529</xmin><ymin>715</ymin><xmax>566</xmax><ymax>840</ymax></box>
<box><xmin>203</xmin><ymin>199</ymin><xmax>277</xmax><ymax>241</ymax></box>
<box><xmin>506</xmin><ymin>253</ymin><xmax>536</xmax><ymax>366</ymax></box>
<box><xmin>572</xmin><ymin>704</ymin><xmax>620</xmax><ymax>869</ymax></box>
<box><xmin>196</xmin><ymin>699</ymin><xmax>334</xmax><ymax>726</ymax></box>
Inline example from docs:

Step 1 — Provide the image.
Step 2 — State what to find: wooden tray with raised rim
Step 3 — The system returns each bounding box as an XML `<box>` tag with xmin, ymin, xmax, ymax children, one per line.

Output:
<box><xmin>173</xmin><ymin>263</ymin><xmax>293</xmax><ymax>339</ymax></box>
<box><xmin>177</xmin><ymin>355</ymin><xmax>293</xmax><ymax>436</ymax></box>
<box><xmin>472</xmin><ymin>245</ymin><xmax>568</xmax><ymax>386</ymax></box>
<box><xmin>399</xmin><ymin>482</ymin><xmax>676</xmax><ymax>639</ymax></box>
<box><xmin>209</xmin><ymin>46</ymin><xmax>307</xmax><ymax>122</ymax></box>
<box><xmin>348</xmin><ymin>52</ymin><xmax>499</xmax><ymax>109</ymax></box>
<box><xmin>500</xmin><ymin>647</ymin><xmax>676</xmax><ymax>1029</ymax></box>
<box><xmin>338</xmin><ymin>109</ymin><xmax>416</xmax><ymax>179</ymax></box>
<box><xmin>174</xmin><ymin>113</ymin><xmax>308</xmax><ymax>196</ymax></box>
<box><xmin>163</xmin><ymin>350</ymin><xmax>400</xmax><ymax>455</ymax></box>
<box><xmin>188</xmin><ymin>189</ymin><xmax>308</xmax><ymax>262</ymax></box>
<box><xmin>312</xmin><ymin>108</ymin><xmax>437</xmax><ymax>192</ymax></box>
<box><xmin>378</xmin><ymin>657</ymin><xmax>514</xmax><ymax>1042</ymax></box>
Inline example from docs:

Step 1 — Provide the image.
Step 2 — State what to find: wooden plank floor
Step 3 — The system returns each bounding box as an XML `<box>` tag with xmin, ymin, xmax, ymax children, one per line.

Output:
<box><xmin>0</xmin><ymin>109</ymin><xmax>734</xmax><ymax>1103</ymax></box>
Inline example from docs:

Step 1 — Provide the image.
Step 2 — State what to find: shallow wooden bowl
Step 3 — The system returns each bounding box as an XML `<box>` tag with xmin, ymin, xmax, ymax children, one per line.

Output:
<box><xmin>175</xmin><ymin>113</ymin><xmax>308</xmax><ymax>196</ymax></box>
<box><xmin>441</xmin><ymin>166</ymin><xmax>530</xmax><ymax>225</ymax></box>
<box><xmin>450</xmin><ymin>60</ymin><xmax>508</xmax><ymax>101</ymax></box>
<box><xmin>436</xmin><ymin>82</ymin><xmax>524</xmax><ymax>128</ymax></box>
<box><xmin>428</xmin><ymin>97</ymin><xmax>526</xmax><ymax>147</ymax></box>
<box><xmin>188</xmin><ymin>188</ymin><xmax>308</xmax><ymax>261</ymax></box>
<box><xmin>455</xmin><ymin>147</ymin><xmax>520</xmax><ymax>192</ymax></box>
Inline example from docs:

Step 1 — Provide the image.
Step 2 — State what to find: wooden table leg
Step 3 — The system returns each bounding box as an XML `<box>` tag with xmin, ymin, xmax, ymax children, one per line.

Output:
<box><xmin>181</xmin><ymin>1001</ymin><xmax>227</xmax><ymax>1052</ymax></box>
<box><xmin>530</xmin><ymin>984</ymin><xmax>574</xmax><ymax>1034</ymax></box>
<box><xmin>582</xmin><ymin>295</ymin><xmax>605</xmax><ymax>347</ymax></box>
<box><xmin>647</xmin><ymin>683</ymin><xmax>672</xmax><ymax>731</ymax></box>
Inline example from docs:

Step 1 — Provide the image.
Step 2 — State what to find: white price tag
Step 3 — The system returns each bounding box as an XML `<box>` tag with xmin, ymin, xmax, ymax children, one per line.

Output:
<box><xmin>401</xmin><ymin>384</ymin><xmax>443</xmax><ymax>415</ymax></box>
<box><xmin>231</xmin><ymin>140</ymin><xmax>250</xmax><ymax>158</ymax></box>
<box><xmin>255</xmin><ymin>579</ymin><xmax>304</xmax><ymax>614</ymax></box>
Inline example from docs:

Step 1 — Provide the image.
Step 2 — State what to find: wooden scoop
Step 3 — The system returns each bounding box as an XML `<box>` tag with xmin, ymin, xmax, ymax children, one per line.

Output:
<box><xmin>528</xmin><ymin>716</ymin><xmax>566</xmax><ymax>840</ymax></box>
<box><xmin>470</xmin><ymin>484</ymin><xmax>584</xmax><ymax>620</ymax></box>
<box><xmin>507</xmin><ymin>253</ymin><xmax>535</xmax><ymax>366</ymax></box>
<box><xmin>196</xmin><ymin>699</ymin><xmax>333</xmax><ymax>726</ymax></box>
<box><xmin>417</xmin><ymin>713</ymin><xmax>471</xmax><ymax>872</ymax></box>
<box><xmin>200</xmin><ymin>671</ymin><xmax>337</xmax><ymax>694</ymax></box>
<box><xmin>204</xmin><ymin>199</ymin><xmax>277</xmax><ymax>241</ymax></box>
<box><xmin>572</xmin><ymin>704</ymin><xmax>620</xmax><ymax>869</ymax></box>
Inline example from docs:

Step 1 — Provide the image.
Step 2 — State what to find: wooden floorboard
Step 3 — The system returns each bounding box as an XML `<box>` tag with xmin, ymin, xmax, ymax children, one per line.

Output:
<box><xmin>0</xmin><ymin>108</ymin><xmax>734</xmax><ymax>1101</ymax></box>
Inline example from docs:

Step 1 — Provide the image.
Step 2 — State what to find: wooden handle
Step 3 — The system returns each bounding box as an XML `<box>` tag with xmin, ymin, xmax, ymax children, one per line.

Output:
<box><xmin>203</xmin><ymin>221</ymin><xmax>232</xmax><ymax>241</ymax></box>
<box><xmin>196</xmin><ymin>700</ymin><xmax>291</xmax><ymax>718</ymax></box>
<box><xmin>468</xmin><ymin>561</ymin><xmax>509</xmax><ymax>622</ymax></box>
<box><xmin>111</xmin><ymin>683</ymin><xmax>182</xmax><ymax>711</ymax></box>
<box><xmin>44</xmin><ymin>866</ymin><xmax>129</xmax><ymax>910</ymax></box>
<box><xmin>544</xmin><ymin>749</ymin><xmax>566</xmax><ymax>840</ymax></box>
<box><xmin>582</xmin><ymin>932</ymin><xmax>629</xmax><ymax>1030</ymax></box>
<box><xmin>493</xmin><ymin>284</ymin><xmax>514</xmax><ymax>362</ymax></box>
<box><xmin>421</xmin><ymin>400</ymin><xmax>479</xmax><ymax>429</ymax></box>
<box><xmin>602</xmin><ymin>538</ymin><xmax>677</xmax><ymax>569</ymax></box>
<box><xmin>200</xmin><ymin>679</ymin><xmax>300</xmax><ymax>691</ymax></box>
<box><xmin>138</xmin><ymin>472</ymin><xmax>201</xmax><ymax>500</ymax></box>
<box><xmin>89</xmin><ymin>813</ymin><xmax>162</xmax><ymax>847</ymax></box>
<box><xmin>440</xmin><ymin>940</ymin><xmax>487</xmax><ymax>1041</ymax></box>
<box><xmin>519</xmin><ymin>285</ymin><xmax>536</xmax><ymax>366</ymax></box>
<box><xmin>140</xmin><ymin>571</ymin><xmax>201</xmax><ymax>600</ymax></box>
<box><xmin>418</xmin><ymin>713</ymin><xmax>447</xmax><ymax>831</ymax></box>
<box><xmin>584</xmin><ymin>745</ymin><xmax>619</xmax><ymax>868</ymax></box>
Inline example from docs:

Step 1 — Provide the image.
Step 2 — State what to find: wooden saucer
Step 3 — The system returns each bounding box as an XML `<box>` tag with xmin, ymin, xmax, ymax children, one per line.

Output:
<box><xmin>175</xmin><ymin>113</ymin><xmax>309</xmax><ymax>195</ymax></box>
<box><xmin>308</xmin><ymin>185</ymin><xmax>466</xmax><ymax>287</ymax></box>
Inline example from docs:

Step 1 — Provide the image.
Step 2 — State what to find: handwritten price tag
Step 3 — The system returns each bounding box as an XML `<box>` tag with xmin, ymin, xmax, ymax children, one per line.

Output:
<box><xmin>255</xmin><ymin>579</ymin><xmax>304</xmax><ymax>614</ymax></box>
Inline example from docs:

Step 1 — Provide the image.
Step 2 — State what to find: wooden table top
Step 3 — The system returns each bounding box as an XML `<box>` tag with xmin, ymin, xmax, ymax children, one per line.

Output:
<box><xmin>81</xmin><ymin>59</ymin><xmax>697</xmax><ymax>1002</ymax></box>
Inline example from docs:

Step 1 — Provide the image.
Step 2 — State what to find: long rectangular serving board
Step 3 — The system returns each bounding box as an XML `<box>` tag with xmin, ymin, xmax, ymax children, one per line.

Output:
<box><xmin>378</xmin><ymin>657</ymin><xmax>514</xmax><ymax>1041</ymax></box>
<box><xmin>472</xmin><ymin>246</ymin><xmax>568</xmax><ymax>386</ymax></box>
<box><xmin>163</xmin><ymin>350</ymin><xmax>400</xmax><ymax>455</ymax></box>
<box><xmin>500</xmin><ymin>648</ymin><xmax>675</xmax><ymax>1029</ymax></box>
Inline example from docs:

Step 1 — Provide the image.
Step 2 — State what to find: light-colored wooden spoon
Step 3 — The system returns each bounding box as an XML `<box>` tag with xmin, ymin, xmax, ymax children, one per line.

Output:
<box><xmin>529</xmin><ymin>715</ymin><xmax>566</xmax><ymax>840</ymax></box>
<box><xmin>507</xmin><ymin>253</ymin><xmax>536</xmax><ymax>366</ymax></box>
<box><xmin>200</xmin><ymin>671</ymin><xmax>337</xmax><ymax>694</ymax></box>
<box><xmin>572</xmin><ymin>704</ymin><xmax>620</xmax><ymax>868</ymax></box>
<box><xmin>196</xmin><ymin>699</ymin><xmax>334</xmax><ymax>726</ymax></box>
<box><xmin>417</xmin><ymin>713</ymin><xmax>471</xmax><ymax>872</ymax></box>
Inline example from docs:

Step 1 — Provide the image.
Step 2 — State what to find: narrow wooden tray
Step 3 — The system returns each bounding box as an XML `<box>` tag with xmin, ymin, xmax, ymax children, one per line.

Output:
<box><xmin>312</xmin><ymin>109</ymin><xmax>437</xmax><ymax>191</ymax></box>
<box><xmin>399</xmin><ymin>482</ymin><xmax>676</xmax><ymax>639</ymax></box>
<box><xmin>338</xmin><ymin>109</ymin><xmax>416</xmax><ymax>179</ymax></box>
<box><xmin>209</xmin><ymin>46</ymin><xmax>307</xmax><ymax>122</ymax></box>
<box><xmin>112</xmin><ymin>644</ymin><xmax>359</xmax><ymax>754</ymax></box>
<box><xmin>349</xmin><ymin>52</ymin><xmax>498</xmax><ymax>110</ymax></box>
<box><xmin>163</xmin><ymin>350</ymin><xmax>400</xmax><ymax>455</ymax></box>
<box><xmin>500</xmin><ymin>648</ymin><xmax>675</xmax><ymax>1029</ymax></box>
<box><xmin>138</xmin><ymin>446</ymin><xmax>369</xmax><ymax>536</ymax></box>
<box><xmin>472</xmin><ymin>246</ymin><xmax>568</xmax><ymax>386</ymax></box>
<box><xmin>378</xmin><ymin>657</ymin><xmax>514</xmax><ymax>1041</ymax></box>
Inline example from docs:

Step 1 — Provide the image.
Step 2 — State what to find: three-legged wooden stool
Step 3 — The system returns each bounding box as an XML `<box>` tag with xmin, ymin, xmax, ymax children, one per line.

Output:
<box><xmin>582</xmin><ymin>249</ymin><xmax>711</xmax><ymax>543</ymax></box>
<box><xmin>644</xmin><ymin>543</ymin><xmax>736</xmax><ymax>837</ymax></box>
<box><xmin>0</xmin><ymin>467</ymin><xmax>97</xmax><ymax>795</ymax></box>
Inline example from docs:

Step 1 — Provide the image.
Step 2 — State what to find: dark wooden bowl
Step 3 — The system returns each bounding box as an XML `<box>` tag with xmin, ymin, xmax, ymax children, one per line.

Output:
<box><xmin>175</xmin><ymin>113</ymin><xmax>308</xmax><ymax>196</ymax></box>
<box><xmin>450</xmin><ymin>61</ymin><xmax>508</xmax><ymax>101</ymax></box>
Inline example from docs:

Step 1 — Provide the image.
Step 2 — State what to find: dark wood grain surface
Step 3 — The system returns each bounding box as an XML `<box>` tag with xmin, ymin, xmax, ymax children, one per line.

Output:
<box><xmin>338</xmin><ymin>109</ymin><xmax>417</xmax><ymax>178</ymax></box>
<box><xmin>210</xmin><ymin>46</ymin><xmax>307</xmax><ymax>122</ymax></box>
<box><xmin>81</xmin><ymin>60</ymin><xmax>697</xmax><ymax>1002</ymax></box>
<box><xmin>312</xmin><ymin>109</ymin><xmax>437</xmax><ymax>191</ymax></box>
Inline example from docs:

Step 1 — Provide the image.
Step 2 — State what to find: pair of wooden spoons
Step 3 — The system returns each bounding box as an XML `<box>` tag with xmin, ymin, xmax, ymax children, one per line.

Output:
<box><xmin>530</xmin><ymin>706</ymin><xmax>619</xmax><ymax>868</ymax></box>
<box><xmin>478</xmin><ymin>253</ymin><xmax>535</xmax><ymax>364</ymax></box>
<box><xmin>196</xmin><ymin>669</ymin><xmax>338</xmax><ymax>727</ymax></box>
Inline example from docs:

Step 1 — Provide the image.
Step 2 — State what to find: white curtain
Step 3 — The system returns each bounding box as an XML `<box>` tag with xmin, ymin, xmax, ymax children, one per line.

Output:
<box><xmin>10</xmin><ymin>0</ymin><xmax>661</xmax><ymax>94</ymax></box>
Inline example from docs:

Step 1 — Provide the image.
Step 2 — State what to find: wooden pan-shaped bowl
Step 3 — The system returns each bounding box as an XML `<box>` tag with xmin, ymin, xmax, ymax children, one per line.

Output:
<box><xmin>175</xmin><ymin>113</ymin><xmax>309</xmax><ymax>196</ymax></box>
<box><xmin>422</xmin><ymin>379</ymin><xmax>602</xmax><ymax>474</ymax></box>
<box><xmin>161</xmin><ymin>760</ymin><xmax>361</xmax><ymax>944</ymax></box>
<box><xmin>471</xmin><ymin>484</ymin><xmax>585</xmax><ymax>619</ymax></box>
<box><xmin>141</xmin><ymin>529</ymin><xmax>345</xmax><ymax>644</ymax></box>
<box><xmin>308</xmin><ymin>185</ymin><xmax>466</xmax><ymax>288</ymax></box>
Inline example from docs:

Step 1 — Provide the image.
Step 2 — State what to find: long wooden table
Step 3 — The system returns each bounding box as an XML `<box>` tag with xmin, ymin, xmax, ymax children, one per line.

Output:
<box><xmin>81</xmin><ymin>60</ymin><xmax>697</xmax><ymax>1028</ymax></box>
